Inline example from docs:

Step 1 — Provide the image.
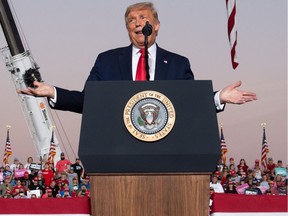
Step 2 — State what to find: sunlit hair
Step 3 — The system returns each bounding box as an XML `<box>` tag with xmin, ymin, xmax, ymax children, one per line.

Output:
<box><xmin>125</xmin><ymin>2</ymin><xmax>160</xmax><ymax>26</ymax></box>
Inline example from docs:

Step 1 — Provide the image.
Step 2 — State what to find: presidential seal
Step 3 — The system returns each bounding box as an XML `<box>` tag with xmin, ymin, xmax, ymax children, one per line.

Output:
<box><xmin>123</xmin><ymin>91</ymin><xmax>176</xmax><ymax>142</ymax></box>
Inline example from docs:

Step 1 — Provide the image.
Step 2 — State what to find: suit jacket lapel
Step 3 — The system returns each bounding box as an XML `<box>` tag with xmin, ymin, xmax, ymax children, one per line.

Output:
<box><xmin>155</xmin><ymin>46</ymin><xmax>169</xmax><ymax>80</ymax></box>
<box><xmin>119</xmin><ymin>45</ymin><xmax>133</xmax><ymax>80</ymax></box>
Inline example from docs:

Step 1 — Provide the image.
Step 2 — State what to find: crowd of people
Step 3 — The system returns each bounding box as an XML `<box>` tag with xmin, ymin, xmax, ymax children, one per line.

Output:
<box><xmin>1</xmin><ymin>153</ymin><xmax>287</xmax><ymax>200</ymax></box>
<box><xmin>0</xmin><ymin>153</ymin><xmax>90</xmax><ymax>199</ymax></box>
<box><xmin>210</xmin><ymin>157</ymin><xmax>287</xmax><ymax>196</ymax></box>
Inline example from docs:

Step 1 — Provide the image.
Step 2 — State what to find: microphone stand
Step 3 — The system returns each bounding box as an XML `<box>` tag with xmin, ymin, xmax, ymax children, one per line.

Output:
<box><xmin>144</xmin><ymin>34</ymin><xmax>150</xmax><ymax>81</ymax></box>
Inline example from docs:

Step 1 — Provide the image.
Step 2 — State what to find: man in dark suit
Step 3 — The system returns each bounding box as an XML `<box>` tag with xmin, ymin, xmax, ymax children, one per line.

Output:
<box><xmin>18</xmin><ymin>2</ymin><xmax>257</xmax><ymax>113</ymax></box>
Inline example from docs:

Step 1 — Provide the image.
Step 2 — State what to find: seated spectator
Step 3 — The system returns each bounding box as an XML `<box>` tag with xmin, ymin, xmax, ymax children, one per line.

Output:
<box><xmin>30</xmin><ymin>193</ymin><xmax>38</xmax><ymax>199</ymax></box>
<box><xmin>78</xmin><ymin>185</ymin><xmax>90</xmax><ymax>197</ymax></box>
<box><xmin>56</xmin><ymin>172</ymin><xmax>69</xmax><ymax>192</ymax></box>
<box><xmin>0</xmin><ymin>166</ymin><xmax>4</xmax><ymax>184</ymax></box>
<box><xmin>225</xmin><ymin>181</ymin><xmax>237</xmax><ymax>194</ymax></box>
<box><xmin>49</xmin><ymin>180</ymin><xmax>59</xmax><ymax>198</ymax></box>
<box><xmin>11</xmin><ymin>179</ymin><xmax>26</xmax><ymax>197</ymax></box>
<box><xmin>210</xmin><ymin>174</ymin><xmax>224</xmax><ymax>193</ymax></box>
<box><xmin>0</xmin><ymin>176</ymin><xmax>13</xmax><ymax>197</ymax></box>
<box><xmin>69</xmin><ymin>177</ymin><xmax>79</xmax><ymax>192</ymax></box>
<box><xmin>3</xmin><ymin>164</ymin><xmax>12</xmax><ymax>180</ymax></box>
<box><xmin>260</xmin><ymin>174</ymin><xmax>269</xmax><ymax>190</ymax></box>
<box><xmin>245</xmin><ymin>179</ymin><xmax>262</xmax><ymax>195</ymax></box>
<box><xmin>28</xmin><ymin>177</ymin><xmax>44</xmax><ymax>195</ymax></box>
<box><xmin>268</xmin><ymin>180</ymin><xmax>279</xmax><ymax>195</ymax></box>
<box><xmin>79</xmin><ymin>176</ymin><xmax>90</xmax><ymax>190</ymax></box>
<box><xmin>230</xmin><ymin>170</ymin><xmax>241</xmax><ymax>185</ymax></box>
<box><xmin>20</xmin><ymin>171</ymin><xmax>33</xmax><ymax>190</ymax></box>
<box><xmin>42</xmin><ymin>187</ymin><xmax>54</xmax><ymax>198</ymax></box>
<box><xmin>13</xmin><ymin>188</ymin><xmax>27</xmax><ymax>199</ymax></box>
<box><xmin>229</xmin><ymin>163</ymin><xmax>236</xmax><ymax>173</ymax></box>
<box><xmin>237</xmin><ymin>158</ymin><xmax>249</xmax><ymax>177</ymax></box>
<box><xmin>60</xmin><ymin>186</ymin><xmax>71</xmax><ymax>198</ymax></box>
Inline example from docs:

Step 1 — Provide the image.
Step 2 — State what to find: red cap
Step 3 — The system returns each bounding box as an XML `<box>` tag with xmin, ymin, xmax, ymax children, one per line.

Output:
<box><xmin>229</xmin><ymin>157</ymin><xmax>234</xmax><ymax>161</ymax></box>
<box><xmin>34</xmin><ymin>177</ymin><xmax>38</xmax><ymax>181</ymax></box>
<box><xmin>215</xmin><ymin>171</ymin><xmax>220</xmax><ymax>176</ymax></box>
<box><xmin>47</xmin><ymin>189</ymin><xmax>52</xmax><ymax>192</ymax></box>
<box><xmin>255</xmin><ymin>159</ymin><xmax>260</xmax><ymax>163</ymax></box>
<box><xmin>231</xmin><ymin>170</ymin><xmax>236</xmax><ymax>175</ymax></box>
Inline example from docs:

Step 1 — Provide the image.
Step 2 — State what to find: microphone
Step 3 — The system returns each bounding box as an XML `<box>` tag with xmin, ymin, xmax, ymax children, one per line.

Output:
<box><xmin>142</xmin><ymin>21</ymin><xmax>152</xmax><ymax>36</ymax></box>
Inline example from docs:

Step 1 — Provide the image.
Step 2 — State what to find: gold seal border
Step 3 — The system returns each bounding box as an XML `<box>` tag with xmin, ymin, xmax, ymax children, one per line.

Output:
<box><xmin>123</xmin><ymin>90</ymin><xmax>176</xmax><ymax>142</ymax></box>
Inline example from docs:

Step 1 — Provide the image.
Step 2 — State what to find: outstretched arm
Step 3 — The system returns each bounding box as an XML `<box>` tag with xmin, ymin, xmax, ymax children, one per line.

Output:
<box><xmin>220</xmin><ymin>81</ymin><xmax>257</xmax><ymax>104</ymax></box>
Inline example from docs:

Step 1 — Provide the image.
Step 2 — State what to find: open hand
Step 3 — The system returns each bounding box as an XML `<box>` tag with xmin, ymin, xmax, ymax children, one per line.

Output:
<box><xmin>220</xmin><ymin>81</ymin><xmax>257</xmax><ymax>104</ymax></box>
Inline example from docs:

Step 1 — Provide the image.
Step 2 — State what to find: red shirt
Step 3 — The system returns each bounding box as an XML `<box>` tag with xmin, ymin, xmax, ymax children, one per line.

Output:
<box><xmin>56</xmin><ymin>159</ymin><xmax>72</xmax><ymax>174</ymax></box>
<box><xmin>41</xmin><ymin>169</ymin><xmax>55</xmax><ymax>187</ymax></box>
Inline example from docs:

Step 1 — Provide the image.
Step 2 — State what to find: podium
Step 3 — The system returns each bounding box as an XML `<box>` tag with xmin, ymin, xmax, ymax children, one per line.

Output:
<box><xmin>79</xmin><ymin>80</ymin><xmax>220</xmax><ymax>216</ymax></box>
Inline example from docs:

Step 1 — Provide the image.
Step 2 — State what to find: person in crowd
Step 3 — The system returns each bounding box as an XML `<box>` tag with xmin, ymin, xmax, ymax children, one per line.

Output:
<box><xmin>35</xmin><ymin>171</ymin><xmax>46</xmax><ymax>190</ymax></box>
<box><xmin>66</xmin><ymin>167</ymin><xmax>78</xmax><ymax>187</ymax></box>
<box><xmin>55</xmin><ymin>152</ymin><xmax>72</xmax><ymax>178</ymax></box>
<box><xmin>210</xmin><ymin>174</ymin><xmax>224</xmax><ymax>193</ymax></box>
<box><xmin>216</xmin><ymin>159</ymin><xmax>225</xmax><ymax>172</ymax></box>
<box><xmin>28</xmin><ymin>177</ymin><xmax>44</xmax><ymax>196</ymax></box>
<box><xmin>266</xmin><ymin>157</ymin><xmax>276</xmax><ymax>177</ymax></box>
<box><xmin>220</xmin><ymin>167</ymin><xmax>229</xmax><ymax>188</ymax></box>
<box><xmin>260</xmin><ymin>173</ymin><xmax>269</xmax><ymax>190</ymax></box>
<box><xmin>17</xmin><ymin>2</ymin><xmax>257</xmax><ymax>115</ymax></box>
<box><xmin>3</xmin><ymin>164</ymin><xmax>12</xmax><ymax>179</ymax></box>
<box><xmin>11</xmin><ymin>179</ymin><xmax>26</xmax><ymax>197</ymax></box>
<box><xmin>42</xmin><ymin>187</ymin><xmax>54</xmax><ymax>198</ymax></box>
<box><xmin>230</xmin><ymin>170</ymin><xmax>240</xmax><ymax>185</ymax></box>
<box><xmin>245</xmin><ymin>178</ymin><xmax>262</xmax><ymax>195</ymax></box>
<box><xmin>276</xmin><ymin>159</ymin><xmax>283</xmax><ymax>168</ymax></box>
<box><xmin>61</xmin><ymin>186</ymin><xmax>71</xmax><ymax>198</ymax></box>
<box><xmin>70</xmin><ymin>158</ymin><xmax>84</xmax><ymax>183</ymax></box>
<box><xmin>48</xmin><ymin>180</ymin><xmax>59</xmax><ymax>198</ymax></box>
<box><xmin>13</xmin><ymin>188</ymin><xmax>28</xmax><ymax>199</ymax></box>
<box><xmin>229</xmin><ymin>157</ymin><xmax>235</xmax><ymax>167</ymax></box>
<box><xmin>78</xmin><ymin>185</ymin><xmax>90</xmax><ymax>197</ymax></box>
<box><xmin>49</xmin><ymin>162</ymin><xmax>56</xmax><ymax>174</ymax></box>
<box><xmin>0</xmin><ymin>176</ymin><xmax>13</xmax><ymax>197</ymax></box>
<box><xmin>79</xmin><ymin>176</ymin><xmax>90</xmax><ymax>190</ymax></box>
<box><xmin>56</xmin><ymin>172</ymin><xmax>70</xmax><ymax>192</ymax></box>
<box><xmin>237</xmin><ymin>159</ymin><xmax>249</xmax><ymax>177</ymax></box>
<box><xmin>229</xmin><ymin>163</ymin><xmax>236</xmax><ymax>173</ymax></box>
<box><xmin>225</xmin><ymin>181</ymin><xmax>237</xmax><ymax>194</ymax></box>
<box><xmin>0</xmin><ymin>166</ymin><xmax>4</xmax><ymax>184</ymax></box>
<box><xmin>30</xmin><ymin>193</ymin><xmax>38</xmax><ymax>198</ymax></box>
<box><xmin>10</xmin><ymin>158</ymin><xmax>20</xmax><ymax>172</ymax></box>
<box><xmin>20</xmin><ymin>171</ymin><xmax>32</xmax><ymax>190</ymax></box>
<box><xmin>42</xmin><ymin>162</ymin><xmax>54</xmax><ymax>187</ymax></box>
<box><xmin>252</xmin><ymin>159</ymin><xmax>262</xmax><ymax>180</ymax></box>
<box><xmin>268</xmin><ymin>180</ymin><xmax>279</xmax><ymax>195</ymax></box>
<box><xmin>24</xmin><ymin>156</ymin><xmax>34</xmax><ymax>173</ymax></box>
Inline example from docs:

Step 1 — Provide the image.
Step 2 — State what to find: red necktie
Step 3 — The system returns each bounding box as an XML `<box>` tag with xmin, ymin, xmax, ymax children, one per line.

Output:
<box><xmin>135</xmin><ymin>49</ymin><xmax>146</xmax><ymax>81</ymax></box>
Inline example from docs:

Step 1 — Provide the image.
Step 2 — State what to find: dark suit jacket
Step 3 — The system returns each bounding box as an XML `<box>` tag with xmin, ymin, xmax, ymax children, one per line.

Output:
<box><xmin>53</xmin><ymin>44</ymin><xmax>195</xmax><ymax>113</ymax></box>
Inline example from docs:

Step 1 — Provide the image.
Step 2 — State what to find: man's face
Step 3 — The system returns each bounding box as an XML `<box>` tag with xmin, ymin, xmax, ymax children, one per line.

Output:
<box><xmin>126</xmin><ymin>8</ymin><xmax>160</xmax><ymax>49</ymax></box>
